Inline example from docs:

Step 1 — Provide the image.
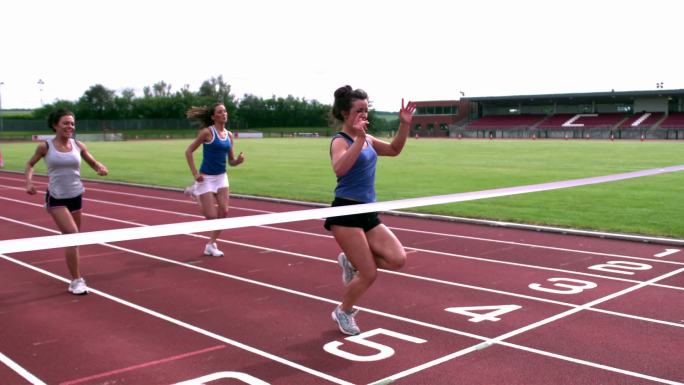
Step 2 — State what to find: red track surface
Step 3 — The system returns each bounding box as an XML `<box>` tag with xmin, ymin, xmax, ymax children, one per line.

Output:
<box><xmin>1</xmin><ymin>171</ymin><xmax>683</xmax><ymax>385</ymax></box>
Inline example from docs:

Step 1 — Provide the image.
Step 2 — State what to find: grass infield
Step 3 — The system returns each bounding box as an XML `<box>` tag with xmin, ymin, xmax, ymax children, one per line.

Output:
<box><xmin>2</xmin><ymin>138</ymin><xmax>683</xmax><ymax>238</ymax></box>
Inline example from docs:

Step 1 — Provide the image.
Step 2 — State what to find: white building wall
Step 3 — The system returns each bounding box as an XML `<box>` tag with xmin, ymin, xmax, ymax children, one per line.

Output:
<box><xmin>634</xmin><ymin>98</ymin><xmax>668</xmax><ymax>112</ymax></box>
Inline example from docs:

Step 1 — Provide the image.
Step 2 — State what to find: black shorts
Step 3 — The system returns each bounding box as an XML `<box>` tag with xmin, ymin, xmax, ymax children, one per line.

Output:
<box><xmin>45</xmin><ymin>191</ymin><xmax>83</xmax><ymax>213</ymax></box>
<box><xmin>324</xmin><ymin>197</ymin><xmax>381</xmax><ymax>233</ymax></box>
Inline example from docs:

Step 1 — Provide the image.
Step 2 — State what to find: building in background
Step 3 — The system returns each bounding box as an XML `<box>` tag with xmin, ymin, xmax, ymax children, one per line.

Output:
<box><xmin>413</xmin><ymin>89</ymin><xmax>684</xmax><ymax>140</ymax></box>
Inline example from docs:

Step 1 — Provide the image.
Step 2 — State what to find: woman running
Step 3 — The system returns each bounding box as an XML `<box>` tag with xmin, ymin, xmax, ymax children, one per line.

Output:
<box><xmin>324</xmin><ymin>85</ymin><xmax>415</xmax><ymax>335</ymax></box>
<box><xmin>25</xmin><ymin>108</ymin><xmax>108</xmax><ymax>295</ymax></box>
<box><xmin>184</xmin><ymin>102</ymin><xmax>245</xmax><ymax>257</ymax></box>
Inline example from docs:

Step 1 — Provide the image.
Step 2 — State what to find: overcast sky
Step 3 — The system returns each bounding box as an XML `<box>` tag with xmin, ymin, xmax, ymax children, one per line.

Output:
<box><xmin>1</xmin><ymin>0</ymin><xmax>682</xmax><ymax>112</ymax></box>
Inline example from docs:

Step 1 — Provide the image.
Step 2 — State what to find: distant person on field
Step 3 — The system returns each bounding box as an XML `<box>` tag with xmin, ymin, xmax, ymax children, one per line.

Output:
<box><xmin>184</xmin><ymin>102</ymin><xmax>245</xmax><ymax>257</ymax></box>
<box><xmin>324</xmin><ymin>85</ymin><xmax>416</xmax><ymax>335</ymax></box>
<box><xmin>25</xmin><ymin>108</ymin><xmax>108</xmax><ymax>295</ymax></box>
<box><xmin>0</xmin><ymin>146</ymin><xmax>4</xmax><ymax>168</ymax></box>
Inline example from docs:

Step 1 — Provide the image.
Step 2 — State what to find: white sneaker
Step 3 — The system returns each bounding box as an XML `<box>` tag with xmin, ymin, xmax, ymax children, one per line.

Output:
<box><xmin>68</xmin><ymin>278</ymin><xmax>89</xmax><ymax>295</ymax></box>
<box><xmin>332</xmin><ymin>305</ymin><xmax>360</xmax><ymax>335</ymax></box>
<box><xmin>338</xmin><ymin>253</ymin><xmax>357</xmax><ymax>286</ymax></box>
<box><xmin>204</xmin><ymin>242</ymin><xmax>224</xmax><ymax>257</ymax></box>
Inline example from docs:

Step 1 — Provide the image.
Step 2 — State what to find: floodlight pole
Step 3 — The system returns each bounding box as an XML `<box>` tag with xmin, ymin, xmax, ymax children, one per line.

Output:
<box><xmin>37</xmin><ymin>78</ymin><xmax>45</xmax><ymax>106</ymax></box>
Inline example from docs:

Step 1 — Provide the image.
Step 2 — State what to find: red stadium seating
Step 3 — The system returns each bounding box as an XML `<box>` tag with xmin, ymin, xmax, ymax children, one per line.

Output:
<box><xmin>538</xmin><ymin>113</ymin><xmax>627</xmax><ymax>129</ymax></box>
<box><xmin>466</xmin><ymin>114</ymin><xmax>545</xmax><ymax>129</ymax></box>
<box><xmin>466</xmin><ymin>112</ymin><xmax>676</xmax><ymax>133</ymax></box>
<box><xmin>659</xmin><ymin>112</ymin><xmax>684</xmax><ymax>129</ymax></box>
<box><xmin>619</xmin><ymin>112</ymin><xmax>664</xmax><ymax>129</ymax></box>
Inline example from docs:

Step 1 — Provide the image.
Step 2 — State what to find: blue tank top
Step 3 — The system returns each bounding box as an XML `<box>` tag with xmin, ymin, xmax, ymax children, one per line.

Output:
<box><xmin>333</xmin><ymin>132</ymin><xmax>377</xmax><ymax>203</ymax></box>
<box><xmin>199</xmin><ymin>126</ymin><xmax>232</xmax><ymax>175</ymax></box>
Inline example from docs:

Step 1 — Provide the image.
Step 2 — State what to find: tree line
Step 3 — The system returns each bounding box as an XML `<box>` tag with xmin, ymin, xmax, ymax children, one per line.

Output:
<box><xmin>31</xmin><ymin>76</ymin><xmax>397</xmax><ymax>131</ymax></box>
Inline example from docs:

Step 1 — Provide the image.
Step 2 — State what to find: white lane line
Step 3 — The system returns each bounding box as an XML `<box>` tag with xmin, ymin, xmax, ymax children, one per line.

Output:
<box><xmin>2</xmin><ymin>191</ymin><xmax>682</xmax><ymax>291</ymax></box>
<box><xmin>255</xmin><ymin>224</ymin><xmax>684</xmax><ymax>294</ymax></box>
<box><xmin>4</xmin><ymin>174</ymin><xmax>684</xmax><ymax>383</ymax></box>
<box><xmin>3</xmin><ymin>173</ymin><xmax>684</xmax><ymax>249</ymax></box>
<box><xmin>5</xmin><ymin>173</ymin><xmax>683</xmax><ymax>249</ymax></box>
<box><xmin>4</xmin><ymin>192</ymin><xmax>684</xmax><ymax>302</ymax></box>
<box><xmin>0</xmin><ymin>200</ymin><xmax>642</xmax><ymax>311</ymax></box>
<box><xmin>4</xmin><ymin>216</ymin><xmax>683</xmax><ymax>385</ymax></box>
<box><xmin>2</xmin><ymin>182</ymin><xmax>682</xmax><ymax>268</ymax></box>
<box><xmin>0</xmin><ymin>251</ymin><xmax>352</xmax><ymax>385</ymax></box>
<box><xmin>3</xmin><ymin>165</ymin><xmax>684</xmax><ymax>254</ymax></box>
<box><xmin>0</xmin><ymin>352</ymin><xmax>47</xmax><ymax>385</ymax></box>
<box><xmin>5</xmin><ymin>211</ymin><xmax>684</xmax><ymax>332</ymax></box>
<box><xmin>371</xmin><ymin>266</ymin><xmax>684</xmax><ymax>385</ymax></box>
<box><xmin>0</xmin><ymin>177</ymin><xmax>278</xmax><ymax>214</ymax></box>
<box><xmin>3</xmin><ymin>196</ymin><xmax>684</xmax><ymax>323</ymax></box>
<box><xmin>391</xmin><ymin>226</ymin><xmax>684</xmax><ymax>266</ymax></box>
<box><xmin>0</xmin><ymin>215</ymin><xmax>489</xmax><ymax>331</ymax></box>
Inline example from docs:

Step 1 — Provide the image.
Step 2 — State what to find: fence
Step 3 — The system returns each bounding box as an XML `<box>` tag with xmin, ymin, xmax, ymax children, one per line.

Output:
<box><xmin>0</xmin><ymin>118</ymin><xmax>192</xmax><ymax>132</ymax></box>
<box><xmin>0</xmin><ymin>118</ymin><xmax>393</xmax><ymax>141</ymax></box>
<box><xmin>449</xmin><ymin>127</ymin><xmax>684</xmax><ymax>140</ymax></box>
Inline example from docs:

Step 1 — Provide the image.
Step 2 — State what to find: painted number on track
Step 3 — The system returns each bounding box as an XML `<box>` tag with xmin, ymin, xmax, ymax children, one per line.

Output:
<box><xmin>324</xmin><ymin>328</ymin><xmax>427</xmax><ymax>362</ymax></box>
<box><xmin>445</xmin><ymin>305</ymin><xmax>522</xmax><ymax>323</ymax></box>
<box><xmin>173</xmin><ymin>371</ymin><xmax>269</xmax><ymax>385</ymax></box>
<box><xmin>529</xmin><ymin>278</ymin><xmax>597</xmax><ymax>294</ymax></box>
<box><xmin>654</xmin><ymin>249</ymin><xmax>680</xmax><ymax>258</ymax></box>
<box><xmin>588</xmin><ymin>261</ymin><xmax>652</xmax><ymax>275</ymax></box>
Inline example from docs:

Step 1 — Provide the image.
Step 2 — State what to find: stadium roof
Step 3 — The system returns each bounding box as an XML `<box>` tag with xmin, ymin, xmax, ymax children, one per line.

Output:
<box><xmin>464</xmin><ymin>89</ymin><xmax>684</xmax><ymax>105</ymax></box>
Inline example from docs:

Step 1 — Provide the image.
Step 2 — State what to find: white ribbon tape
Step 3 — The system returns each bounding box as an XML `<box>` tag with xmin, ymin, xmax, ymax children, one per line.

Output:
<box><xmin>1</xmin><ymin>165</ymin><xmax>683</xmax><ymax>254</ymax></box>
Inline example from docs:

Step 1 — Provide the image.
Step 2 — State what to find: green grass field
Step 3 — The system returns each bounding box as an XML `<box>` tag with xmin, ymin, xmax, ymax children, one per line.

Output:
<box><xmin>2</xmin><ymin>138</ymin><xmax>683</xmax><ymax>238</ymax></box>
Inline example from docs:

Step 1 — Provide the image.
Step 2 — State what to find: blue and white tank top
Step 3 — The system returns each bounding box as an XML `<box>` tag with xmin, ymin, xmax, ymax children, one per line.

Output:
<box><xmin>45</xmin><ymin>138</ymin><xmax>84</xmax><ymax>199</ymax></box>
<box><xmin>199</xmin><ymin>126</ymin><xmax>232</xmax><ymax>175</ymax></box>
<box><xmin>333</xmin><ymin>132</ymin><xmax>377</xmax><ymax>203</ymax></box>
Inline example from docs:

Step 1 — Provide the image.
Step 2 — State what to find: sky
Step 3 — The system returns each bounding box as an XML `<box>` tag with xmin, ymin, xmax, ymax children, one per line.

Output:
<box><xmin>1</xmin><ymin>0</ymin><xmax>682</xmax><ymax>112</ymax></box>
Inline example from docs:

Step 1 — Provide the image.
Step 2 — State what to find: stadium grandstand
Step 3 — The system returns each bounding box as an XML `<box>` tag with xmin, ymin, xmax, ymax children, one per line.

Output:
<box><xmin>412</xmin><ymin>89</ymin><xmax>684</xmax><ymax>140</ymax></box>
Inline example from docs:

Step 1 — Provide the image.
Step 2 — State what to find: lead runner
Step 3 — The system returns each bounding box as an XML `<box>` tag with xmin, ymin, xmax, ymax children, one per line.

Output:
<box><xmin>324</xmin><ymin>85</ymin><xmax>416</xmax><ymax>335</ymax></box>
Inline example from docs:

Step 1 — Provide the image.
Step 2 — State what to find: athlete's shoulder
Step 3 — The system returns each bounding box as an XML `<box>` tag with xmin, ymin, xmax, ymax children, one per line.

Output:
<box><xmin>36</xmin><ymin>140</ymin><xmax>49</xmax><ymax>152</ymax></box>
<box><xmin>333</xmin><ymin>131</ymin><xmax>353</xmax><ymax>142</ymax></box>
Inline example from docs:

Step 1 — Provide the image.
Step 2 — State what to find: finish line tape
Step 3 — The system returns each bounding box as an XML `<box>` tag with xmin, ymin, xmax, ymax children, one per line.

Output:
<box><xmin>1</xmin><ymin>165</ymin><xmax>683</xmax><ymax>254</ymax></box>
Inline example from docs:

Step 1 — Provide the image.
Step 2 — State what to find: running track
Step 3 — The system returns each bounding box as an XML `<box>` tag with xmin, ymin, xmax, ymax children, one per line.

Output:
<box><xmin>0</xmin><ymin>171</ymin><xmax>683</xmax><ymax>385</ymax></box>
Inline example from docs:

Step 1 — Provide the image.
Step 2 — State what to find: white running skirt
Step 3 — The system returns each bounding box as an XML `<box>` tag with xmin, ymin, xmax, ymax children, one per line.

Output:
<box><xmin>193</xmin><ymin>173</ymin><xmax>229</xmax><ymax>196</ymax></box>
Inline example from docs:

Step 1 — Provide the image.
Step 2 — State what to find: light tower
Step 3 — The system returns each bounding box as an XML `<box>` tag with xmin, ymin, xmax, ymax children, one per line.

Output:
<box><xmin>37</xmin><ymin>78</ymin><xmax>45</xmax><ymax>105</ymax></box>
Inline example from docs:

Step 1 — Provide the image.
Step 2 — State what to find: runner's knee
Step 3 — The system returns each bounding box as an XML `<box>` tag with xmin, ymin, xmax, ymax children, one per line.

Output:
<box><xmin>386</xmin><ymin>249</ymin><xmax>407</xmax><ymax>270</ymax></box>
<box><xmin>357</xmin><ymin>268</ymin><xmax>378</xmax><ymax>285</ymax></box>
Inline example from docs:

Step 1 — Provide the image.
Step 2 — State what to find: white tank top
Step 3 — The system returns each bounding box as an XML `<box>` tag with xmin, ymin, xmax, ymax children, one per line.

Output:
<box><xmin>45</xmin><ymin>138</ymin><xmax>84</xmax><ymax>199</ymax></box>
